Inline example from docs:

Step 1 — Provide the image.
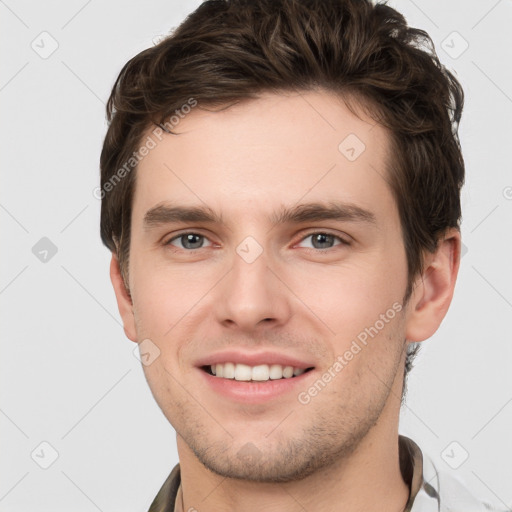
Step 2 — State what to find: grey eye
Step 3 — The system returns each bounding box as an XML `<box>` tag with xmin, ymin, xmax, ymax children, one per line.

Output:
<box><xmin>169</xmin><ymin>233</ymin><xmax>209</xmax><ymax>249</ymax></box>
<box><xmin>298</xmin><ymin>233</ymin><xmax>343</xmax><ymax>249</ymax></box>
<box><xmin>310</xmin><ymin>233</ymin><xmax>336</xmax><ymax>249</ymax></box>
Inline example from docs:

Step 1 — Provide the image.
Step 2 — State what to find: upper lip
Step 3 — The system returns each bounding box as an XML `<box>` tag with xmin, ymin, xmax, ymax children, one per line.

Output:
<box><xmin>195</xmin><ymin>350</ymin><xmax>315</xmax><ymax>370</ymax></box>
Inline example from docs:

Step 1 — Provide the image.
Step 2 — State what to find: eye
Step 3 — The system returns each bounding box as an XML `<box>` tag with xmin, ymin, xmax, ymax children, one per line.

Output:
<box><xmin>166</xmin><ymin>233</ymin><xmax>213</xmax><ymax>250</ymax></box>
<box><xmin>296</xmin><ymin>232</ymin><xmax>348</xmax><ymax>250</ymax></box>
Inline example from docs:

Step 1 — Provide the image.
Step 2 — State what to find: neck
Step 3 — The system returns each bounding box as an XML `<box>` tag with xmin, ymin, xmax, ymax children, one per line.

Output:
<box><xmin>177</xmin><ymin>421</ymin><xmax>410</xmax><ymax>512</ymax></box>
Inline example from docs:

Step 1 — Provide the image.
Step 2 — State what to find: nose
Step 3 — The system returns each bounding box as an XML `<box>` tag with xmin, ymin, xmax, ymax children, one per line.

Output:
<box><xmin>214</xmin><ymin>246</ymin><xmax>293</xmax><ymax>332</ymax></box>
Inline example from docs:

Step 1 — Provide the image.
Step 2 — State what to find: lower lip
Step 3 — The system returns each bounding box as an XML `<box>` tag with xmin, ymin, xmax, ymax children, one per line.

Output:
<box><xmin>198</xmin><ymin>368</ymin><xmax>314</xmax><ymax>404</ymax></box>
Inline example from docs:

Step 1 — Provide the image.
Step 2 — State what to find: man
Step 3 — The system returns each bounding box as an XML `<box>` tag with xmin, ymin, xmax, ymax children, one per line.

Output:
<box><xmin>99</xmin><ymin>0</ymin><xmax>506</xmax><ymax>510</ymax></box>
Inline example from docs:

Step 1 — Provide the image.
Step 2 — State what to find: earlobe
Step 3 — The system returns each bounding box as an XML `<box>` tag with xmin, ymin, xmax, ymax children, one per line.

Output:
<box><xmin>405</xmin><ymin>229</ymin><xmax>461</xmax><ymax>343</ymax></box>
<box><xmin>109</xmin><ymin>253</ymin><xmax>138</xmax><ymax>343</ymax></box>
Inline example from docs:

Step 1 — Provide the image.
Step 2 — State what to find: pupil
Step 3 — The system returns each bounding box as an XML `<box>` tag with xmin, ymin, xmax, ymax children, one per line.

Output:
<box><xmin>183</xmin><ymin>234</ymin><xmax>203</xmax><ymax>249</ymax></box>
<box><xmin>313</xmin><ymin>233</ymin><xmax>333</xmax><ymax>249</ymax></box>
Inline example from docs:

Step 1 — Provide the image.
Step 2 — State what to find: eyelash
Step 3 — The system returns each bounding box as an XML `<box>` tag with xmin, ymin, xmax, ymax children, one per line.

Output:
<box><xmin>164</xmin><ymin>232</ymin><xmax>215</xmax><ymax>250</ymax></box>
<box><xmin>297</xmin><ymin>232</ymin><xmax>351</xmax><ymax>250</ymax></box>
<box><xmin>163</xmin><ymin>231</ymin><xmax>351</xmax><ymax>251</ymax></box>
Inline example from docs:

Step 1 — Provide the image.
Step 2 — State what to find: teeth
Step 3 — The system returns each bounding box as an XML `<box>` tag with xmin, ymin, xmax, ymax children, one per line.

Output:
<box><xmin>269</xmin><ymin>364</ymin><xmax>283</xmax><ymax>380</ymax></box>
<box><xmin>282</xmin><ymin>366</ymin><xmax>294</xmax><ymax>378</ymax></box>
<box><xmin>251</xmin><ymin>364</ymin><xmax>269</xmax><ymax>381</ymax></box>
<box><xmin>209</xmin><ymin>363</ymin><xmax>307</xmax><ymax>381</ymax></box>
<box><xmin>223</xmin><ymin>362</ymin><xmax>235</xmax><ymax>379</ymax></box>
<box><xmin>234</xmin><ymin>363</ymin><xmax>252</xmax><ymax>381</ymax></box>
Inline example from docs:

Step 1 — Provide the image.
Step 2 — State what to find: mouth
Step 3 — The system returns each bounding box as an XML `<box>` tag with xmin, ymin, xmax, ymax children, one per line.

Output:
<box><xmin>195</xmin><ymin>350</ymin><xmax>317</xmax><ymax>403</ymax></box>
<box><xmin>201</xmin><ymin>363</ymin><xmax>315</xmax><ymax>381</ymax></box>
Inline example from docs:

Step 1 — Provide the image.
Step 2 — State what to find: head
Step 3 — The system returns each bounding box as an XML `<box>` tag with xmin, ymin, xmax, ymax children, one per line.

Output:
<box><xmin>101</xmin><ymin>0</ymin><xmax>463</xmax><ymax>482</ymax></box>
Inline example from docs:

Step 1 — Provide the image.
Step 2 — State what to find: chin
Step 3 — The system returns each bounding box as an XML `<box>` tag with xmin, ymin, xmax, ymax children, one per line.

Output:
<box><xmin>188</xmin><ymin>426</ymin><xmax>368</xmax><ymax>483</ymax></box>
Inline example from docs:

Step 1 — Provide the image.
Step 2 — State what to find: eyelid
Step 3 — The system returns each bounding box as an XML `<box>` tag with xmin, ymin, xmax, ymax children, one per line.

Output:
<box><xmin>164</xmin><ymin>231</ymin><xmax>215</xmax><ymax>249</ymax></box>
<box><xmin>295</xmin><ymin>230</ymin><xmax>351</xmax><ymax>248</ymax></box>
<box><xmin>162</xmin><ymin>229</ymin><xmax>351</xmax><ymax>250</ymax></box>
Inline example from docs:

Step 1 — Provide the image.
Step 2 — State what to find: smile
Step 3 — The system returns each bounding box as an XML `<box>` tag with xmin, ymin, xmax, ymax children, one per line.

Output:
<box><xmin>203</xmin><ymin>363</ymin><xmax>314</xmax><ymax>381</ymax></box>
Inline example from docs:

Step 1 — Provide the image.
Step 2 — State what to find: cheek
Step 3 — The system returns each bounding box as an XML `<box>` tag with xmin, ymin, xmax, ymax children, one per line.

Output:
<box><xmin>284</xmin><ymin>256</ymin><xmax>407</xmax><ymax>339</ymax></box>
<box><xmin>131</xmin><ymin>262</ymin><xmax>216</xmax><ymax>336</ymax></box>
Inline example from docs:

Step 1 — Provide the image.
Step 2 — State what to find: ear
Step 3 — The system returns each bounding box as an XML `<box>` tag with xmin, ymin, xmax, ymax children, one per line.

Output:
<box><xmin>110</xmin><ymin>253</ymin><xmax>138</xmax><ymax>343</ymax></box>
<box><xmin>405</xmin><ymin>228</ymin><xmax>461</xmax><ymax>342</ymax></box>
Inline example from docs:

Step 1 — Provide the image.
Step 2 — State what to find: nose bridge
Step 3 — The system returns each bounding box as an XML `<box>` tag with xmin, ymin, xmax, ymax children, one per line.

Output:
<box><xmin>215</xmin><ymin>239</ymin><xmax>292</xmax><ymax>329</ymax></box>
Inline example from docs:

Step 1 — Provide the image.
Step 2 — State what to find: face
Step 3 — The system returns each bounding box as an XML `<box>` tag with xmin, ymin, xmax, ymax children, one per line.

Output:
<box><xmin>119</xmin><ymin>90</ymin><xmax>415</xmax><ymax>482</ymax></box>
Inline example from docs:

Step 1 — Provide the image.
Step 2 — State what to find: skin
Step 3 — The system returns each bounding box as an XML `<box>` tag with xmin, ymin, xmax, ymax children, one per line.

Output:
<box><xmin>110</xmin><ymin>90</ymin><xmax>461</xmax><ymax>511</ymax></box>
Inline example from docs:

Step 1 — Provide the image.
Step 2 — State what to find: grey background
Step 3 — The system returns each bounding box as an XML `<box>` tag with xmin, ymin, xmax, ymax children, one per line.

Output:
<box><xmin>1</xmin><ymin>0</ymin><xmax>511</xmax><ymax>510</ymax></box>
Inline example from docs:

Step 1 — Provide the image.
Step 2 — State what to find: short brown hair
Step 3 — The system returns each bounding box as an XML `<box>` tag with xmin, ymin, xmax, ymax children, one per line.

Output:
<box><xmin>100</xmin><ymin>0</ymin><xmax>464</xmax><ymax>388</ymax></box>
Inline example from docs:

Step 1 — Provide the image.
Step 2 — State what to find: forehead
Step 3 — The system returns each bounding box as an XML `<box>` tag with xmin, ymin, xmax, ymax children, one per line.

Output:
<box><xmin>132</xmin><ymin>90</ymin><xmax>397</xmax><ymax>228</ymax></box>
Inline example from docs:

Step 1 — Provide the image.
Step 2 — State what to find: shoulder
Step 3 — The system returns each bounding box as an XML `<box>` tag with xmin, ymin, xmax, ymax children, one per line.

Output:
<box><xmin>401</xmin><ymin>436</ymin><xmax>510</xmax><ymax>512</ymax></box>
<box><xmin>147</xmin><ymin>463</ymin><xmax>181</xmax><ymax>512</ymax></box>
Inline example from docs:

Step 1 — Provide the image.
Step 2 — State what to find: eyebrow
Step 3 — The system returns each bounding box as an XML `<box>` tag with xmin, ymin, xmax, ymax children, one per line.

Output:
<box><xmin>143</xmin><ymin>204</ymin><xmax>223</xmax><ymax>229</ymax></box>
<box><xmin>143</xmin><ymin>201</ymin><xmax>376</xmax><ymax>231</ymax></box>
<box><xmin>270</xmin><ymin>202</ymin><xmax>376</xmax><ymax>225</ymax></box>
